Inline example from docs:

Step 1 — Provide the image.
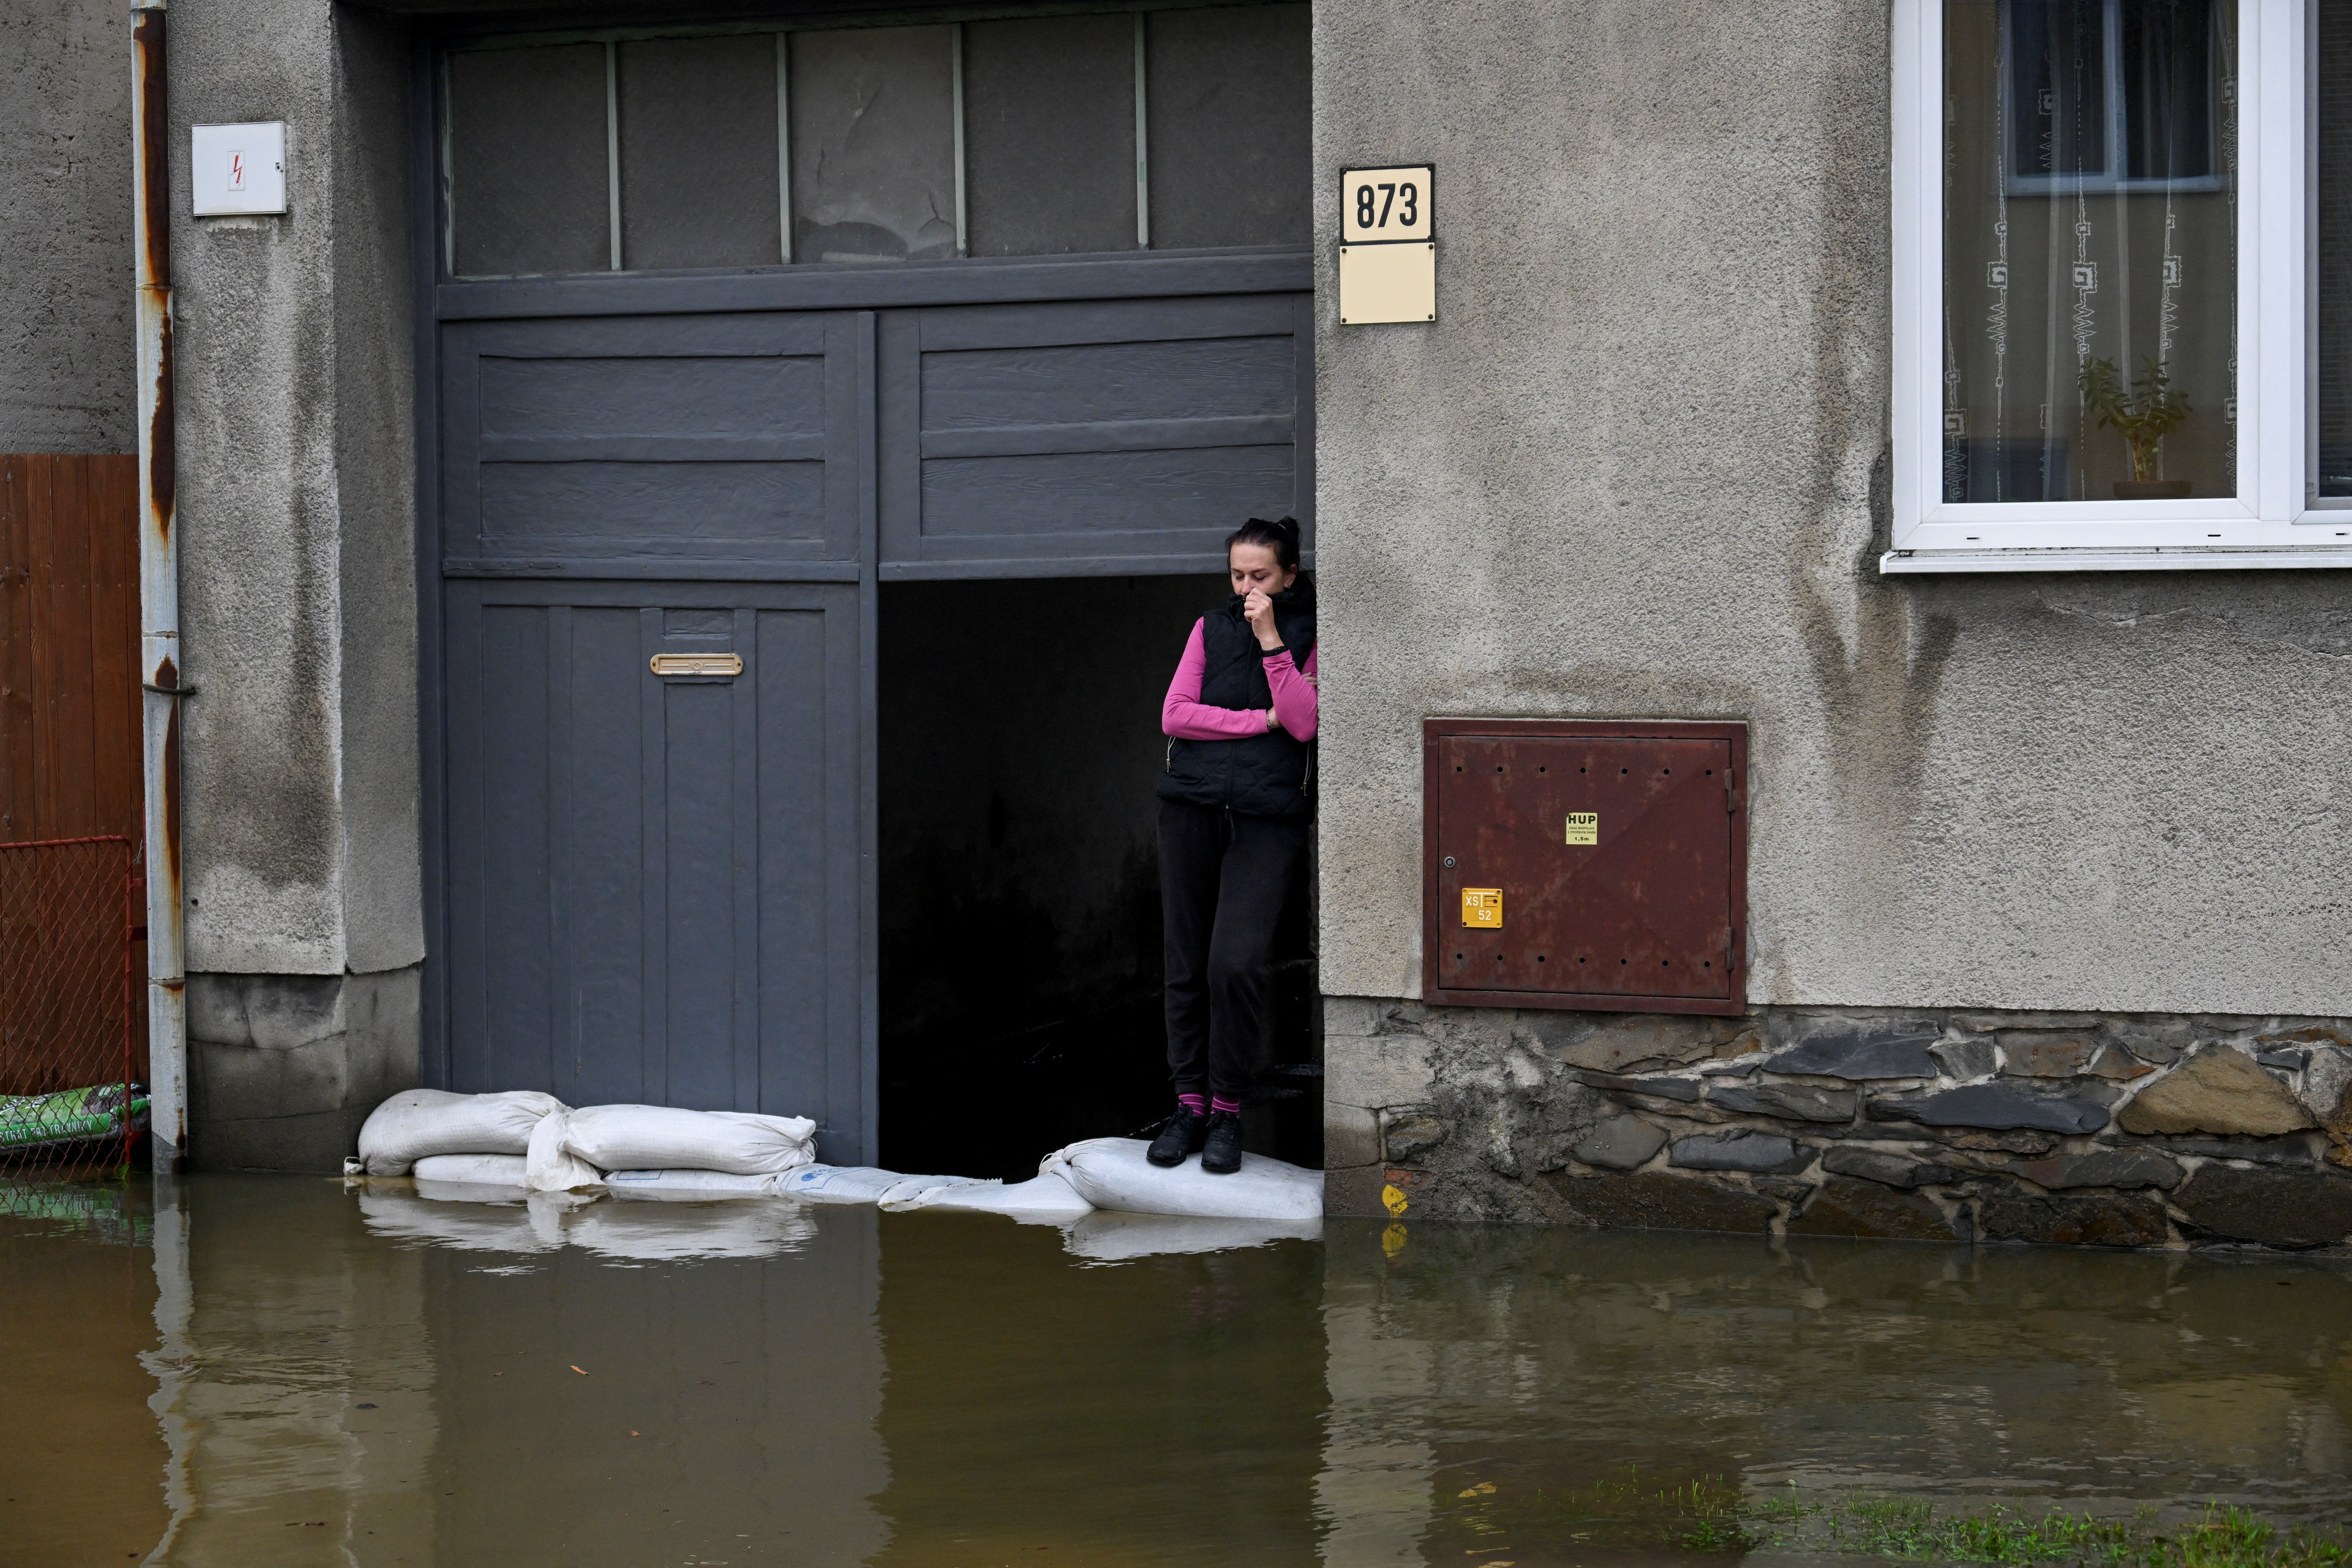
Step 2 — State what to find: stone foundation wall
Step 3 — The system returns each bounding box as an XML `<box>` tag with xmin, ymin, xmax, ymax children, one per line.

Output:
<box><xmin>187</xmin><ymin>966</ymin><xmax>420</xmax><ymax>1172</ymax></box>
<box><xmin>1323</xmin><ymin>998</ymin><xmax>2352</xmax><ymax>1250</ymax></box>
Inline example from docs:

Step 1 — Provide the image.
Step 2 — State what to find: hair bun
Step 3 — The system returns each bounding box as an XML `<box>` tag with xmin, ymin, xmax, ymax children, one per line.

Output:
<box><xmin>1225</xmin><ymin>514</ymin><xmax>1304</xmax><ymax>570</ymax></box>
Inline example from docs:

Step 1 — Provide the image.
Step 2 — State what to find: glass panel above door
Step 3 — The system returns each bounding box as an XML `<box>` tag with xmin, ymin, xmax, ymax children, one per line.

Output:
<box><xmin>1940</xmin><ymin>0</ymin><xmax>2237</xmax><ymax>504</ymax></box>
<box><xmin>448</xmin><ymin>43</ymin><xmax>610</xmax><ymax>277</ymax></box>
<box><xmin>441</xmin><ymin>3</ymin><xmax>1310</xmax><ymax>278</ymax></box>
<box><xmin>619</xmin><ymin>35</ymin><xmax>784</xmax><ymax>270</ymax></box>
<box><xmin>1147</xmin><ymin>4</ymin><xmax>1311</xmax><ymax>249</ymax></box>
<box><xmin>789</xmin><ymin>25</ymin><xmax>958</xmax><ymax>266</ymax></box>
<box><xmin>962</xmin><ymin>13</ymin><xmax>1138</xmax><ymax>257</ymax></box>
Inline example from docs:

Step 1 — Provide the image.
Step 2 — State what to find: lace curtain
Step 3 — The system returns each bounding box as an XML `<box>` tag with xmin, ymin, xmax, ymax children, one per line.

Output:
<box><xmin>1942</xmin><ymin>0</ymin><xmax>2237</xmax><ymax>503</ymax></box>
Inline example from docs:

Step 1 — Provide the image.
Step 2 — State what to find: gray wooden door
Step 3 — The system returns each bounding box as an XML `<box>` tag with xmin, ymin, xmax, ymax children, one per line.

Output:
<box><xmin>438</xmin><ymin>310</ymin><xmax>874</xmax><ymax>1160</ymax></box>
<box><xmin>432</xmin><ymin>283</ymin><xmax>1312</xmax><ymax>1164</ymax></box>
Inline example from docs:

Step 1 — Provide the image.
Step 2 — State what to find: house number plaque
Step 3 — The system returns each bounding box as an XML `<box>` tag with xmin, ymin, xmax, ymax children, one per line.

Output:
<box><xmin>1339</xmin><ymin>163</ymin><xmax>1436</xmax><ymax>325</ymax></box>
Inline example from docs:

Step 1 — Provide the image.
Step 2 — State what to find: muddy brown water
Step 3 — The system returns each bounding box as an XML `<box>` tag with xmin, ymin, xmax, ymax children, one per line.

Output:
<box><xmin>5</xmin><ymin>1174</ymin><xmax>2352</xmax><ymax>1567</ymax></box>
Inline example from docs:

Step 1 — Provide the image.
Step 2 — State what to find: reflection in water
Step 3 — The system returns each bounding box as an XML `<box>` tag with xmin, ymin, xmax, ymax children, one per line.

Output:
<box><xmin>358</xmin><ymin>1184</ymin><xmax>571</xmax><ymax>1252</ymax></box>
<box><xmin>6</xmin><ymin>1175</ymin><xmax>2352</xmax><ymax>1566</ymax></box>
<box><xmin>143</xmin><ymin>1174</ymin><xmax>439</xmax><ymax>1567</ymax></box>
<box><xmin>870</xmin><ymin>1211</ymin><xmax>1327</xmax><ymax>1564</ymax></box>
<box><xmin>418</xmin><ymin>1196</ymin><xmax>887</xmax><ymax>1568</ymax></box>
<box><xmin>0</xmin><ymin>1179</ymin><xmax>168</xmax><ymax>1563</ymax></box>
<box><xmin>359</xmin><ymin>1181</ymin><xmax>821</xmax><ymax>1263</ymax></box>
<box><xmin>1065</xmin><ymin>1209</ymin><xmax>1324</xmax><ymax>1262</ymax></box>
<box><xmin>1325</xmin><ymin>1223</ymin><xmax>2352</xmax><ymax>1566</ymax></box>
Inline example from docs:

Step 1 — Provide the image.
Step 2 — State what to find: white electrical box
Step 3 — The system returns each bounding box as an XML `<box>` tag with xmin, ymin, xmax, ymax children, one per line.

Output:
<box><xmin>191</xmin><ymin>122</ymin><xmax>288</xmax><ymax>216</ymax></box>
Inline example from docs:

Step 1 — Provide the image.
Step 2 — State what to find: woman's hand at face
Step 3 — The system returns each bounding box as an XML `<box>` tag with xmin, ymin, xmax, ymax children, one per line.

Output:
<box><xmin>1243</xmin><ymin>588</ymin><xmax>1281</xmax><ymax>649</ymax></box>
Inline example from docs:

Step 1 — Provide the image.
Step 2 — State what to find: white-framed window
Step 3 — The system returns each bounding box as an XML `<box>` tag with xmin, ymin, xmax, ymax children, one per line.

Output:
<box><xmin>1888</xmin><ymin>0</ymin><xmax>2352</xmax><ymax>570</ymax></box>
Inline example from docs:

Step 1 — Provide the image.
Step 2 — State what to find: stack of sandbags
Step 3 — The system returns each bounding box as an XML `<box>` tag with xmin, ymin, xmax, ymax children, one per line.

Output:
<box><xmin>351</xmin><ymin>1096</ymin><xmax>1328</xmax><ymax>1239</ymax></box>
<box><xmin>350</xmin><ymin>1091</ymin><xmax>819</xmax><ymax>1198</ymax></box>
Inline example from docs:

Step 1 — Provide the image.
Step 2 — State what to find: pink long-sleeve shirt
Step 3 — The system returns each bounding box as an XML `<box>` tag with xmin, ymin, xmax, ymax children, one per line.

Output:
<box><xmin>1161</xmin><ymin>620</ymin><xmax>1319</xmax><ymax>741</ymax></box>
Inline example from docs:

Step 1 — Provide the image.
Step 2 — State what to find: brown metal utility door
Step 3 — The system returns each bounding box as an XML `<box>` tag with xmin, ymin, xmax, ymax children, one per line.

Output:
<box><xmin>1427</xmin><ymin>724</ymin><xmax>1744</xmax><ymax>1013</ymax></box>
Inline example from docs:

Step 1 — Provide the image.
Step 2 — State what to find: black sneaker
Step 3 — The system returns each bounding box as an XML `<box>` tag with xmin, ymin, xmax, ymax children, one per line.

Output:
<box><xmin>1200</xmin><ymin>1111</ymin><xmax>1244</xmax><ymax>1175</ymax></box>
<box><xmin>1146</xmin><ymin>1109</ymin><xmax>1206</xmax><ymax>1167</ymax></box>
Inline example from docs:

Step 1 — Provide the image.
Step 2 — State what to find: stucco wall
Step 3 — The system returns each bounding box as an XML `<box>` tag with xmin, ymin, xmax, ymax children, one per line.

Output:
<box><xmin>172</xmin><ymin>0</ymin><xmax>420</xmax><ymax>979</ymax></box>
<box><xmin>168</xmin><ymin>0</ymin><xmax>422</xmax><ymax>1166</ymax></box>
<box><xmin>1312</xmin><ymin>0</ymin><xmax>2352</xmax><ymax>1017</ymax></box>
<box><xmin>0</xmin><ymin>0</ymin><xmax>134</xmax><ymax>452</ymax></box>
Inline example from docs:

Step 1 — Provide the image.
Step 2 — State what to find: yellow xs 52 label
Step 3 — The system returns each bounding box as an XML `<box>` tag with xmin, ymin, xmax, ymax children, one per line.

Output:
<box><xmin>1565</xmin><ymin>812</ymin><xmax>1599</xmax><ymax>846</ymax></box>
<box><xmin>1461</xmin><ymin>888</ymin><xmax>1502</xmax><ymax>928</ymax></box>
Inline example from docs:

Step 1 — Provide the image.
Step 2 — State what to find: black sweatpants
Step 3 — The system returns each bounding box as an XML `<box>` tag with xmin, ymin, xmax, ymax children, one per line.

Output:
<box><xmin>1158</xmin><ymin>798</ymin><xmax>1307</xmax><ymax>1104</ymax></box>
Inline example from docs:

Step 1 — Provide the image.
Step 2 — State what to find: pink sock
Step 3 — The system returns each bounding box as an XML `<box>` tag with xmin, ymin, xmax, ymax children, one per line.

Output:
<box><xmin>1211</xmin><ymin>1096</ymin><xmax>1241</xmax><ymax>1116</ymax></box>
<box><xmin>1177</xmin><ymin>1093</ymin><xmax>1207</xmax><ymax>1118</ymax></box>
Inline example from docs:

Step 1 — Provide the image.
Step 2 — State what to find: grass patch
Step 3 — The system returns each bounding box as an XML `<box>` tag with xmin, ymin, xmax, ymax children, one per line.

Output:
<box><xmin>1431</xmin><ymin>1462</ymin><xmax>2352</xmax><ymax>1568</ymax></box>
<box><xmin>1737</xmin><ymin>1494</ymin><xmax>2352</xmax><ymax>1568</ymax></box>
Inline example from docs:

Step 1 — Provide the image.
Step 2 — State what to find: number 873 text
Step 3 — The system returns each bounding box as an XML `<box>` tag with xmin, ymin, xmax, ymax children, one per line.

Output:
<box><xmin>1355</xmin><ymin>181</ymin><xmax>1419</xmax><ymax>230</ymax></box>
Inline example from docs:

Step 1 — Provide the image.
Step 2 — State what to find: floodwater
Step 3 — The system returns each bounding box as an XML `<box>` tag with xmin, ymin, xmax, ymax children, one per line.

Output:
<box><xmin>7</xmin><ymin>1174</ymin><xmax>2352</xmax><ymax>1567</ymax></box>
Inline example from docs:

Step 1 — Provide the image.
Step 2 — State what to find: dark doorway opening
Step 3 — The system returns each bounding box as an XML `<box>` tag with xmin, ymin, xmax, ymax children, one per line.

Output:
<box><xmin>878</xmin><ymin>575</ymin><xmax>1320</xmax><ymax>1180</ymax></box>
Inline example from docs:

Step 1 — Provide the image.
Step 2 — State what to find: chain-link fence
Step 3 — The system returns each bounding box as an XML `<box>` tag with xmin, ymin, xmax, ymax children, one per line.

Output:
<box><xmin>0</xmin><ymin>836</ymin><xmax>141</xmax><ymax>1173</ymax></box>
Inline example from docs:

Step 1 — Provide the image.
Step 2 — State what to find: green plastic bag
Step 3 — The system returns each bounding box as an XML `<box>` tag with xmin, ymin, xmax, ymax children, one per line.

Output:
<box><xmin>0</xmin><ymin>1082</ymin><xmax>149</xmax><ymax>1153</ymax></box>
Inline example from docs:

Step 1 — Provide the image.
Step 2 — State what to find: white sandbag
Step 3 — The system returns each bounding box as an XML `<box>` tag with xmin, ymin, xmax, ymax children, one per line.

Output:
<box><xmin>884</xmin><ymin>1170</ymin><xmax>1093</xmax><ymax>1220</ymax></box>
<box><xmin>1045</xmin><ymin>1137</ymin><xmax>1324</xmax><ymax>1222</ymax></box>
<box><xmin>559</xmin><ymin>1104</ymin><xmax>818</xmax><ymax>1177</ymax></box>
<box><xmin>525</xmin><ymin>1108</ymin><xmax>607</xmax><ymax>1192</ymax></box>
<box><xmin>411</xmin><ymin>1153</ymin><xmax>528</xmax><ymax>1189</ymax></box>
<box><xmin>1064</xmin><ymin>1210</ymin><xmax>1322</xmax><ymax>1262</ymax></box>
<box><xmin>875</xmin><ymin>1178</ymin><xmax>995</xmax><ymax>1212</ymax></box>
<box><xmin>775</xmin><ymin>1164</ymin><xmax>909</xmax><ymax>1204</ymax></box>
<box><xmin>356</xmin><ymin>1088</ymin><xmax>567</xmax><ymax>1175</ymax></box>
<box><xmin>604</xmin><ymin>1168</ymin><xmax>783</xmax><ymax>1200</ymax></box>
<box><xmin>567</xmin><ymin>1199</ymin><xmax>814</xmax><ymax>1262</ymax></box>
<box><xmin>875</xmin><ymin>1174</ymin><xmax>963</xmax><ymax>1205</ymax></box>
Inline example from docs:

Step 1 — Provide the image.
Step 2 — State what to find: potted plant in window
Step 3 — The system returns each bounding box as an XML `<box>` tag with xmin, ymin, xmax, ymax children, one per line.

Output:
<box><xmin>2077</xmin><ymin>354</ymin><xmax>2192</xmax><ymax>499</ymax></box>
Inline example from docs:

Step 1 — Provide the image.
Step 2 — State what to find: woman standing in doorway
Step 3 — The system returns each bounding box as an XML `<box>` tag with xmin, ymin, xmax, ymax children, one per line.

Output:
<box><xmin>1148</xmin><ymin>516</ymin><xmax>1317</xmax><ymax>1175</ymax></box>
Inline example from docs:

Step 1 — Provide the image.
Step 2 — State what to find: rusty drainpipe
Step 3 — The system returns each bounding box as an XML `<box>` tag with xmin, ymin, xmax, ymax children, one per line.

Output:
<box><xmin>134</xmin><ymin>2</ymin><xmax>188</xmax><ymax>1172</ymax></box>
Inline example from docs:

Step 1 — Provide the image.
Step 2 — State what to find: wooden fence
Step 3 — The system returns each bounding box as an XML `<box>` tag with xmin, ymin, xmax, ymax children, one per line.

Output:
<box><xmin>0</xmin><ymin>454</ymin><xmax>145</xmax><ymax>1084</ymax></box>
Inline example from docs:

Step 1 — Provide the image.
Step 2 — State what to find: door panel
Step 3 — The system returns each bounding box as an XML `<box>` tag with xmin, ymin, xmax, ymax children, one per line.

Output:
<box><xmin>437</xmin><ymin>304</ymin><xmax>874</xmax><ymax>1159</ymax></box>
<box><xmin>442</xmin><ymin>312</ymin><xmax>866</xmax><ymax>572</ymax></box>
<box><xmin>442</xmin><ymin>580</ymin><xmax>866</xmax><ymax>1157</ymax></box>
<box><xmin>878</xmin><ymin>292</ymin><xmax>1313</xmax><ymax>576</ymax></box>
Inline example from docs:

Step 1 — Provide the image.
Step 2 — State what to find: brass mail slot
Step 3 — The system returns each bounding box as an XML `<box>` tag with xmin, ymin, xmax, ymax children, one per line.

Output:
<box><xmin>649</xmin><ymin>653</ymin><xmax>742</xmax><ymax>678</ymax></box>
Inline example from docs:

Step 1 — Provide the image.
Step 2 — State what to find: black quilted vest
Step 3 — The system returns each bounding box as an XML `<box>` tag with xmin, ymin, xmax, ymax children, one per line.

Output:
<box><xmin>1158</xmin><ymin>579</ymin><xmax>1316</xmax><ymax>824</ymax></box>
